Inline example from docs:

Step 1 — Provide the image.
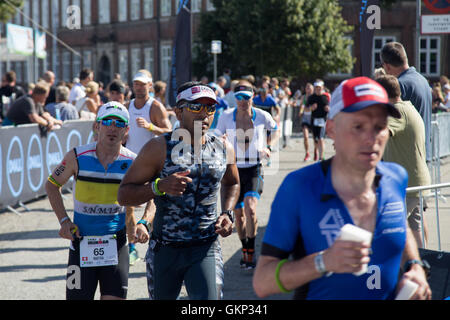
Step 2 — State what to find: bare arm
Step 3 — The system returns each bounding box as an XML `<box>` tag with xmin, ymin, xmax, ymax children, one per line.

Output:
<box><xmin>118</xmin><ymin>137</ymin><xmax>166</xmax><ymax>206</ymax></box>
<box><xmin>396</xmin><ymin>228</ymin><xmax>431</xmax><ymax>299</ymax></box>
<box><xmin>150</xmin><ymin>100</ymin><xmax>172</xmax><ymax>135</ymax></box>
<box><xmin>45</xmin><ymin>150</ymin><xmax>80</xmax><ymax>240</ymax></box>
<box><xmin>253</xmin><ymin>240</ymin><xmax>370</xmax><ymax>298</ymax></box>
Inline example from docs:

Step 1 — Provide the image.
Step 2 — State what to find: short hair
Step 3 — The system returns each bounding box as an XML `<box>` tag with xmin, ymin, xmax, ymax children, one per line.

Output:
<box><xmin>55</xmin><ymin>85</ymin><xmax>70</xmax><ymax>102</ymax></box>
<box><xmin>5</xmin><ymin>71</ymin><xmax>16</xmax><ymax>83</ymax></box>
<box><xmin>376</xmin><ymin>75</ymin><xmax>401</xmax><ymax>99</ymax></box>
<box><xmin>108</xmin><ymin>80</ymin><xmax>125</xmax><ymax>93</ymax></box>
<box><xmin>79</xmin><ymin>68</ymin><xmax>93</xmax><ymax>81</ymax></box>
<box><xmin>381</xmin><ymin>42</ymin><xmax>408</xmax><ymax>67</ymax></box>
<box><xmin>32</xmin><ymin>81</ymin><xmax>50</xmax><ymax>96</ymax></box>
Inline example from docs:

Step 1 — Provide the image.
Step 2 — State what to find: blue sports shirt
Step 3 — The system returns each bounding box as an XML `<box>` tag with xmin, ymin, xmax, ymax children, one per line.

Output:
<box><xmin>262</xmin><ymin>159</ymin><xmax>408</xmax><ymax>300</ymax></box>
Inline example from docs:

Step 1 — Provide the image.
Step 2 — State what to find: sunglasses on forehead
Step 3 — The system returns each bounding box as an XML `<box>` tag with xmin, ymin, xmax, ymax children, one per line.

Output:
<box><xmin>98</xmin><ymin>119</ymin><xmax>128</xmax><ymax>128</ymax></box>
<box><xmin>180</xmin><ymin>103</ymin><xmax>216</xmax><ymax>115</ymax></box>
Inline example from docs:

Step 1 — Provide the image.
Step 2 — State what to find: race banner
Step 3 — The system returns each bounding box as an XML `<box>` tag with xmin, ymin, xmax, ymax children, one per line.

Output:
<box><xmin>6</xmin><ymin>23</ymin><xmax>34</xmax><ymax>56</ymax></box>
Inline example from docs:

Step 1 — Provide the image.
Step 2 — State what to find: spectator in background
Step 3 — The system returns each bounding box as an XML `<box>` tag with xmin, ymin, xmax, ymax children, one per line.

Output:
<box><xmin>200</xmin><ymin>76</ymin><xmax>209</xmax><ymax>85</ymax></box>
<box><xmin>223</xmin><ymin>80</ymin><xmax>239</xmax><ymax>110</ymax></box>
<box><xmin>376</xmin><ymin>75</ymin><xmax>431</xmax><ymax>248</ymax></box>
<box><xmin>431</xmin><ymin>85</ymin><xmax>448</xmax><ymax>113</ymax></box>
<box><xmin>98</xmin><ymin>81</ymin><xmax>109</xmax><ymax>104</ymax></box>
<box><xmin>75</xmin><ymin>81</ymin><xmax>101</xmax><ymax>120</ymax></box>
<box><xmin>154</xmin><ymin>80</ymin><xmax>175</xmax><ymax>118</ymax></box>
<box><xmin>7</xmin><ymin>81</ymin><xmax>62</xmax><ymax>130</ymax></box>
<box><xmin>215</xmin><ymin>76</ymin><xmax>226</xmax><ymax>98</ymax></box>
<box><xmin>69</xmin><ymin>68</ymin><xmax>94</xmax><ymax>104</ymax></box>
<box><xmin>55</xmin><ymin>85</ymin><xmax>79</xmax><ymax>121</ymax></box>
<box><xmin>43</xmin><ymin>71</ymin><xmax>56</xmax><ymax>105</ymax></box>
<box><xmin>108</xmin><ymin>80</ymin><xmax>127</xmax><ymax>105</ymax></box>
<box><xmin>0</xmin><ymin>71</ymin><xmax>26</xmax><ymax>124</ymax></box>
<box><xmin>381</xmin><ymin>42</ymin><xmax>432</xmax><ymax>162</ymax></box>
<box><xmin>209</xmin><ymin>82</ymin><xmax>229</xmax><ymax>130</ymax></box>
<box><xmin>444</xmin><ymin>84</ymin><xmax>450</xmax><ymax>108</ymax></box>
<box><xmin>222</xmin><ymin>68</ymin><xmax>231</xmax><ymax>90</ymax></box>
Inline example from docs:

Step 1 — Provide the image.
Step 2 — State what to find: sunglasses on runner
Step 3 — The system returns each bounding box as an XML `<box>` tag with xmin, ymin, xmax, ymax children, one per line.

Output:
<box><xmin>181</xmin><ymin>103</ymin><xmax>216</xmax><ymax>115</ymax></box>
<box><xmin>98</xmin><ymin>119</ymin><xmax>128</xmax><ymax>128</ymax></box>
<box><xmin>235</xmin><ymin>93</ymin><xmax>252</xmax><ymax>101</ymax></box>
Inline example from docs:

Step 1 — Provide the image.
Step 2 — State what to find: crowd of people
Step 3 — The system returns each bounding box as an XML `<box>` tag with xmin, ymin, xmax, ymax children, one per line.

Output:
<box><xmin>1</xmin><ymin>40</ymin><xmax>447</xmax><ymax>301</ymax></box>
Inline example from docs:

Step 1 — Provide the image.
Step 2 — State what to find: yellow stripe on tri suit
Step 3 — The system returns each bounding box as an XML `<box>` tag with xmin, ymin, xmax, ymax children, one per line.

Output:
<box><xmin>74</xmin><ymin>179</ymin><xmax>120</xmax><ymax>205</ymax></box>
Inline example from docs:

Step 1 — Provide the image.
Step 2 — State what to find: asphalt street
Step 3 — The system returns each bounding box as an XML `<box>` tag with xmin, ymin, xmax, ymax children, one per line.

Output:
<box><xmin>1</xmin><ymin>135</ymin><xmax>449</xmax><ymax>300</ymax></box>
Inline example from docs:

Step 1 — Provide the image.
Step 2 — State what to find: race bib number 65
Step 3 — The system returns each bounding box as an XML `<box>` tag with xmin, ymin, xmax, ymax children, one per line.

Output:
<box><xmin>80</xmin><ymin>235</ymin><xmax>118</xmax><ymax>267</ymax></box>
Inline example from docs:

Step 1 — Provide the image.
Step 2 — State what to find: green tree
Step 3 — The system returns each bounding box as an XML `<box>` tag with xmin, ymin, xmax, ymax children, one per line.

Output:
<box><xmin>0</xmin><ymin>0</ymin><xmax>23</xmax><ymax>23</ymax></box>
<box><xmin>193</xmin><ymin>0</ymin><xmax>354</xmax><ymax>81</ymax></box>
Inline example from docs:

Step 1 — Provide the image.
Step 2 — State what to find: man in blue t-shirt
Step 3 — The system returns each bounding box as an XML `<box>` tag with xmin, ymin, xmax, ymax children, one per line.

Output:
<box><xmin>253</xmin><ymin>77</ymin><xmax>431</xmax><ymax>300</ymax></box>
<box><xmin>381</xmin><ymin>42</ymin><xmax>432</xmax><ymax>162</ymax></box>
<box><xmin>253</xmin><ymin>82</ymin><xmax>281</xmax><ymax>124</ymax></box>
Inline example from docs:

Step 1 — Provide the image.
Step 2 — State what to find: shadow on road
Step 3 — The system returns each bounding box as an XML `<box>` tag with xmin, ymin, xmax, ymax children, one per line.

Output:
<box><xmin>0</xmin><ymin>229</ymin><xmax>60</xmax><ymax>242</ymax></box>
<box><xmin>222</xmin><ymin>226</ymin><xmax>293</xmax><ymax>300</ymax></box>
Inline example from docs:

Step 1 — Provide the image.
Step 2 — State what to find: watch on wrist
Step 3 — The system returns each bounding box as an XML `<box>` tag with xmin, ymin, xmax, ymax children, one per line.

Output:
<box><xmin>137</xmin><ymin>219</ymin><xmax>151</xmax><ymax>232</ymax></box>
<box><xmin>403</xmin><ymin>259</ymin><xmax>431</xmax><ymax>278</ymax></box>
<box><xmin>221</xmin><ymin>210</ymin><xmax>234</xmax><ymax>223</ymax></box>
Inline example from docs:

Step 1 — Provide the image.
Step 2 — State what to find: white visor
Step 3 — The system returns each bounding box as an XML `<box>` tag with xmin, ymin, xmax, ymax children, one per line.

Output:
<box><xmin>176</xmin><ymin>85</ymin><xmax>218</xmax><ymax>104</ymax></box>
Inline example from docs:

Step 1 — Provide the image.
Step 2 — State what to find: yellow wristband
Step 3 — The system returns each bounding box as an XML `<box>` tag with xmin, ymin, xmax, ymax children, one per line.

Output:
<box><xmin>148</xmin><ymin>123</ymin><xmax>154</xmax><ymax>132</ymax></box>
<box><xmin>48</xmin><ymin>175</ymin><xmax>62</xmax><ymax>188</ymax></box>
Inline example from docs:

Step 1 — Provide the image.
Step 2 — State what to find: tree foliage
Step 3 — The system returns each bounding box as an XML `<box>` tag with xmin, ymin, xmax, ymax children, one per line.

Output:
<box><xmin>0</xmin><ymin>0</ymin><xmax>23</xmax><ymax>23</ymax></box>
<box><xmin>193</xmin><ymin>0</ymin><xmax>354</xmax><ymax>80</ymax></box>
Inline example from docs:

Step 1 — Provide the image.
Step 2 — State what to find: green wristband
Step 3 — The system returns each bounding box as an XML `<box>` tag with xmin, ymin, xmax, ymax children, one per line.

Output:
<box><xmin>275</xmin><ymin>259</ymin><xmax>291</xmax><ymax>293</ymax></box>
<box><xmin>154</xmin><ymin>178</ymin><xmax>165</xmax><ymax>196</ymax></box>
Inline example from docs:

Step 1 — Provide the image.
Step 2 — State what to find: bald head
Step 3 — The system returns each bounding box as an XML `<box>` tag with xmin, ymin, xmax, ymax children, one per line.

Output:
<box><xmin>43</xmin><ymin>71</ymin><xmax>55</xmax><ymax>85</ymax></box>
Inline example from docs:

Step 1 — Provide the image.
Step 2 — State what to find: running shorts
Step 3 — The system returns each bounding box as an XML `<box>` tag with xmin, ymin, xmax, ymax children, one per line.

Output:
<box><xmin>66</xmin><ymin>228</ymin><xmax>129</xmax><ymax>300</ymax></box>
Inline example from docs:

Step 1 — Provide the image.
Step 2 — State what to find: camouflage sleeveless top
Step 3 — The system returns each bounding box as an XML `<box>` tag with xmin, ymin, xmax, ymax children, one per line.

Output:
<box><xmin>152</xmin><ymin>131</ymin><xmax>228</xmax><ymax>244</ymax></box>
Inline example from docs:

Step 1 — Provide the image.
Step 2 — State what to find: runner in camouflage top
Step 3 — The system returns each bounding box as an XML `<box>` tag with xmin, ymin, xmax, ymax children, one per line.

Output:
<box><xmin>118</xmin><ymin>81</ymin><xmax>240</xmax><ymax>300</ymax></box>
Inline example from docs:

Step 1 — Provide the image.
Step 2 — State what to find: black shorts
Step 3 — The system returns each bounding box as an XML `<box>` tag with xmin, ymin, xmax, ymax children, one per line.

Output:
<box><xmin>312</xmin><ymin>125</ymin><xmax>326</xmax><ymax>140</ymax></box>
<box><xmin>235</xmin><ymin>164</ymin><xmax>264</xmax><ymax>209</ymax></box>
<box><xmin>66</xmin><ymin>228</ymin><xmax>129</xmax><ymax>300</ymax></box>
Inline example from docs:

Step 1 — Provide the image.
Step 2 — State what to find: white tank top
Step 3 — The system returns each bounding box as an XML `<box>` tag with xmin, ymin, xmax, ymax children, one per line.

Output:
<box><xmin>126</xmin><ymin>97</ymin><xmax>156</xmax><ymax>154</ymax></box>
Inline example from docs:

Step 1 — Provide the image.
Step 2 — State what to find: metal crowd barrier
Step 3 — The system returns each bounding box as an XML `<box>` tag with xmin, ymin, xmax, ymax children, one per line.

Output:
<box><xmin>0</xmin><ymin>120</ymin><xmax>94</xmax><ymax>212</ymax></box>
<box><xmin>406</xmin><ymin>182</ymin><xmax>450</xmax><ymax>251</ymax></box>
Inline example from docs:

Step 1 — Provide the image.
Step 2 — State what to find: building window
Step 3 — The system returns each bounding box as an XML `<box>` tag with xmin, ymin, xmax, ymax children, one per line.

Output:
<box><xmin>119</xmin><ymin>48</ymin><xmax>129</xmax><ymax>83</ymax></box>
<box><xmin>206</xmin><ymin>0</ymin><xmax>215</xmax><ymax>11</ymax></box>
<box><xmin>372</xmin><ymin>36</ymin><xmax>395</xmax><ymax>70</ymax></box>
<box><xmin>161</xmin><ymin>0</ymin><xmax>171</xmax><ymax>17</ymax></box>
<box><xmin>131</xmin><ymin>0</ymin><xmax>140</xmax><ymax>20</ymax></box>
<box><xmin>83</xmin><ymin>50</ymin><xmax>92</xmax><ymax>70</ymax></box>
<box><xmin>144</xmin><ymin>47</ymin><xmax>154</xmax><ymax>76</ymax></box>
<box><xmin>419</xmin><ymin>36</ymin><xmax>440</xmax><ymax>77</ymax></box>
<box><xmin>62</xmin><ymin>50</ymin><xmax>71</xmax><ymax>81</ymax></box>
<box><xmin>41</xmin><ymin>0</ymin><xmax>49</xmax><ymax>29</ymax></box>
<box><xmin>61</xmin><ymin>0</ymin><xmax>69</xmax><ymax>27</ymax></box>
<box><xmin>143</xmin><ymin>0</ymin><xmax>153</xmax><ymax>18</ymax></box>
<box><xmin>51</xmin><ymin>0</ymin><xmax>59</xmax><ymax>29</ymax></box>
<box><xmin>32</xmin><ymin>0</ymin><xmax>40</xmax><ymax>27</ymax></box>
<box><xmin>83</xmin><ymin>0</ymin><xmax>91</xmax><ymax>26</ymax></box>
<box><xmin>23</xmin><ymin>0</ymin><xmax>30</xmax><ymax>27</ymax></box>
<box><xmin>160</xmin><ymin>43</ymin><xmax>172</xmax><ymax>82</ymax></box>
<box><xmin>99</xmin><ymin>0</ymin><xmax>111</xmax><ymax>24</ymax></box>
<box><xmin>131</xmin><ymin>47</ymin><xmax>141</xmax><ymax>78</ymax></box>
<box><xmin>73</xmin><ymin>50</ymin><xmax>82</xmax><ymax>80</ymax></box>
<box><xmin>118</xmin><ymin>0</ymin><xmax>128</xmax><ymax>22</ymax></box>
<box><xmin>191</xmin><ymin>0</ymin><xmax>201</xmax><ymax>12</ymax></box>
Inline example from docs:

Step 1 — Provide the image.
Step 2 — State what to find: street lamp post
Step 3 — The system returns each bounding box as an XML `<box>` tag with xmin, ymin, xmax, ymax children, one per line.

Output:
<box><xmin>211</xmin><ymin>40</ymin><xmax>222</xmax><ymax>82</ymax></box>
